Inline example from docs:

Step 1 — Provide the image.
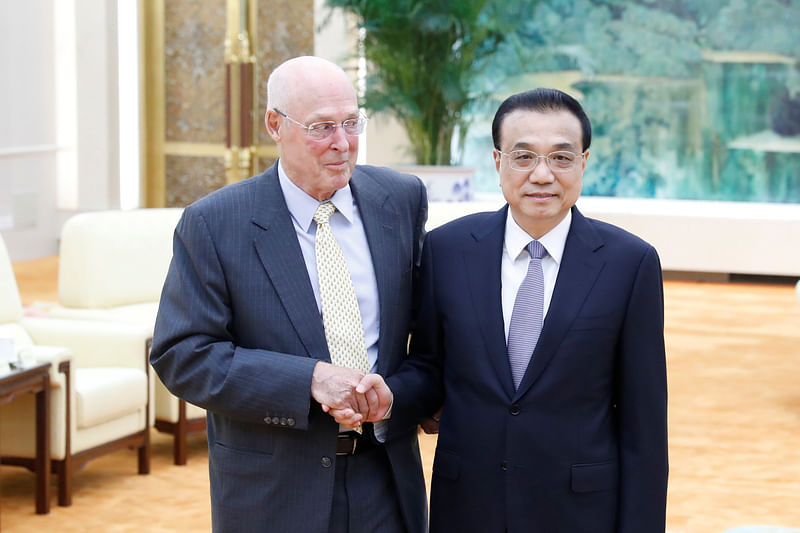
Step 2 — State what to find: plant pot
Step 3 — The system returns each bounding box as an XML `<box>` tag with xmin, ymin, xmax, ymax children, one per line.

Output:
<box><xmin>394</xmin><ymin>165</ymin><xmax>475</xmax><ymax>202</ymax></box>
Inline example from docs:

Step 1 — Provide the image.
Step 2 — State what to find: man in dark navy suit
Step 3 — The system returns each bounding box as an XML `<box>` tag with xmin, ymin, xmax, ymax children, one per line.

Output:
<box><xmin>388</xmin><ymin>88</ymin><xmax>668</xmax><ymax>533</ymax></box>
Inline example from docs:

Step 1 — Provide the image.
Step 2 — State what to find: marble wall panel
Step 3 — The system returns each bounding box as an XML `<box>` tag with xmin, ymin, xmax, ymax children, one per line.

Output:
<box><xmin>256</xmin><ymin>0</ymin><xmax>314</xmax><ymax>146</ymax></box>
<box><xmin>164</xmin><ymin>0</ymin><xmax>227</xmax><ymax>143</ymax></box>
<box><xmin>165</xmin><ymin>155</ymin><xmax>226</xmax><ymax>206</ymax></box>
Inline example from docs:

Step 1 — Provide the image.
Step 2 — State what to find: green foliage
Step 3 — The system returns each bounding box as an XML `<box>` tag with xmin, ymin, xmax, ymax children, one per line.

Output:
<box><xmin>325</xmin><ymin>0</ymin><xmax>536</xmax><ymax>165</ymax></box>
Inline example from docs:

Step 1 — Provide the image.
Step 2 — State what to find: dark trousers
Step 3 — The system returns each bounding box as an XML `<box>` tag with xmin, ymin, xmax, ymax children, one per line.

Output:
<box><xmin>328</xmin><ymin>444</ymin><xmax>407</xmax><ymax>533</ymax></box>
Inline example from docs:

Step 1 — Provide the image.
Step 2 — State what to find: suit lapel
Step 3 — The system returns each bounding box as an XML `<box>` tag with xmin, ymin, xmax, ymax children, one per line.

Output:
<box><xmin>465</xmin><ymin>206</ymin><xmax>516</xmax><ymax>399</ymax></box>
<box><xmin>514</xmin><ymin>207</ymin><xmax>606</xmax><ymax>399</ymax></box>
<box><xmin>349</xmin><ymin>171</ymin><xmax>397</xmax><ymax>376</ymax></box>
<box><xmin>250</xmin><ymin>167</ymin><xmax>329</xmax><ymax>361</ymax></box>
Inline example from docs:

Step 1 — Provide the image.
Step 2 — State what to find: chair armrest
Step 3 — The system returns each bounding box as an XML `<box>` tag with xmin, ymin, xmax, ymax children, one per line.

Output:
<box><xmin>19</xmin><ymin>345</ymin><xmax>73</xmax><ymax>385</ymax></box>
<box><xmin>20</xmin><ymin>317</ymin><xmax>152</xmax><ymax>371</ymax></box>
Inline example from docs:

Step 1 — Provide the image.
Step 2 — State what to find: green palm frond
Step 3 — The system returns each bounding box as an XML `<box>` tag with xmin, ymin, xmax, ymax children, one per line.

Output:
<box><xmin>327</xmin><ymin>0</ymin><xmax>532</xmax><ymax>165</ymax></box>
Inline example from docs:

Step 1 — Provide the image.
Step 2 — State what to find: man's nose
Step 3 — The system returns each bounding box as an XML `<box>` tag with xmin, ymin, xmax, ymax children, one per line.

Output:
<box><xmin>329</xmin><ymin>126</ymin><xmax>350</xmax><ymax>151</ymax></box>
<box><xmin>528</xmin><ymin>158</ymin><xmax>555</xmax><ymax>182</ymax></box>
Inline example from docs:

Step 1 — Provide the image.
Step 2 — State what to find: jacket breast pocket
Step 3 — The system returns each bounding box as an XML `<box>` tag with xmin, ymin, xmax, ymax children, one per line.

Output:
<box><xmin>571</xmin><ymin>461</ymin><xmax>619</xmax><ymax>493</ymax></box>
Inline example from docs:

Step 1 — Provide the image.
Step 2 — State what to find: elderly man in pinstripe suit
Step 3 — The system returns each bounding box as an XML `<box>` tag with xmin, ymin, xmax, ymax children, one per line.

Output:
<box><xmin>151</xmin><ymin>56</ymin><xmax>428</xmax><ymax>533</ymax></box>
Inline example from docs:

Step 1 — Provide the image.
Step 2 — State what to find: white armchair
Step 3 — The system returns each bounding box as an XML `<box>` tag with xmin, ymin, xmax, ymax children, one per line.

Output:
<box><xmin>46</xmin><ymin>208</ymin><xmax>206</xmax><ymax>465</ymax></box>
<box><xmin>0</xmin><ymin>234</ymin><xmax>152</xmax><ymax>506</ymax></box>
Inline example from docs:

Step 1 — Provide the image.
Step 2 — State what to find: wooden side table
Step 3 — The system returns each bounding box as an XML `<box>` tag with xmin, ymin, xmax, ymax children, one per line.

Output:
<box><xmin>0</xmin><ymin>362</ymin><xmax>51</xmax><ymax>516</ymax></box>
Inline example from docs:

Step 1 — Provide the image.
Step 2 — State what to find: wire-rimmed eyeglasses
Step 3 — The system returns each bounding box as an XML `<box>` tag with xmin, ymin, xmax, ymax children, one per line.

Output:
<box><xmin>273</xmin><ymin>108</ymin><xmax>368</xmax><ymax>140</ymax></box>
<box><xmin>497</xmin><ymin>149</ymin><xmax>586</xmax><ymax>172</ymax></box>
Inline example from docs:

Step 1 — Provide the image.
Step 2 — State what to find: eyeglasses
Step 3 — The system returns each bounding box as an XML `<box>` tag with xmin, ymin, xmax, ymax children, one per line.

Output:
<box><xmin>273</xmin><ymin>108</ymin><xmax>368</xmax><ymax>140</ymax></box>
<box><xmin>497</xmin><ymin>149</ymin><xmax>586</xmax><ymax>172</ymax></box>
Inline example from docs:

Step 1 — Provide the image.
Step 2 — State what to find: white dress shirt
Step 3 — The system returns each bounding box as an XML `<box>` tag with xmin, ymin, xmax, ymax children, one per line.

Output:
<box><xmin>501</xmin><ymin>209</ymin><xmax>572</xmax><ymax>342</ymax></box>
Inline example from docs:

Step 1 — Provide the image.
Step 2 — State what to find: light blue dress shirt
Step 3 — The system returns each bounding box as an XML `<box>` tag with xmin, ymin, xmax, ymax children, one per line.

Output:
<box><xmin>278</xmin><ymin>162</ymin><xmax>387</xmax><ymax>438</ymax></box>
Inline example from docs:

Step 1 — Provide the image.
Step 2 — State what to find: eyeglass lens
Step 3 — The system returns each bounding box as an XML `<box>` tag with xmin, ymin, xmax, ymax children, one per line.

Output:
<box><xmin>506</xmin><ymin>150</ymin><xmax>579</xmax><ymax>172</ymax></box>
<box><xmin>307</xmin><ymin>118</ymin><xmax>365</xmax><ymax>139</ymax></box>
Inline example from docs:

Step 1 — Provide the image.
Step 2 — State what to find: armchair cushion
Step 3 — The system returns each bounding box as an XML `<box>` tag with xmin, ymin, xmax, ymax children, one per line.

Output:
<box><xmin>21</xmin><ymin>317</ymin><xmax>151</xmax><ymax>370</ymax></box>
<box><xmin>57</xmin><ymin>208</ymin><xmax>182</xmax><ymax>309</ymax></box>
<box><xmin>76</xmin><ymin>367</ymin><xmax>148</xmax><ymax>428</ymax></box>
<box><xmin>48</xmin><ymin>302</ymin><xmax>159</xmax><ymax>327</ymax></box>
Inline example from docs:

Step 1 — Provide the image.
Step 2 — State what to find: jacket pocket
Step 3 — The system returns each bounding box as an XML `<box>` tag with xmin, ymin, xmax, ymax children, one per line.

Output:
<box><xmin>210</xmin><ymin>441</ymin><xmax>274</xmax><ymax>474</ymax></box>
<box><xmin>432</xmin><ymin>449</ymin><xmax>460</xmax><ymax>480</ymax></box>
<box><xmin>570</xmin><ymin>461</ymin><xmax>618</xmax><ymax>493</ymax></box>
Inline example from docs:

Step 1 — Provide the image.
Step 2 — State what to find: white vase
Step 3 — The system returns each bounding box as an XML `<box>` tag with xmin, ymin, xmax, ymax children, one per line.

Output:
<box><xmin>393</xmin><ymin>165</ymin><xmax>475</xmax><ymax>202</ymax></box>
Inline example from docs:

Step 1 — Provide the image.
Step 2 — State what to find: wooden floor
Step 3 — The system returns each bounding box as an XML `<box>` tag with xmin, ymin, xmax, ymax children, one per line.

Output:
<box><xmin>3</xmin><ymin>257</ymin><xmax>800</xmax><ymax>532</ymax></box>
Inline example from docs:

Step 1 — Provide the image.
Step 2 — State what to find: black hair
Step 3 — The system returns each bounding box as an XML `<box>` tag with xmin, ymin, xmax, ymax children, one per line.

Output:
<box><xmin>491</xmin><ymin>88</ymin><xmax>591</xmax><ymax>151</ymax></box>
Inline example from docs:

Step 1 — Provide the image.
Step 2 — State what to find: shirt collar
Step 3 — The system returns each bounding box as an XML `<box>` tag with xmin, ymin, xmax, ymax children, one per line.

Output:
<box><xmin>278</xmin><ymin>159</ymin><xmax>355</xmax><ymax>232</ymax></box>
<box><xmin>504</xmin><ymin>208</ymin><xmax>572</xmax><ymax>265</ymax></box>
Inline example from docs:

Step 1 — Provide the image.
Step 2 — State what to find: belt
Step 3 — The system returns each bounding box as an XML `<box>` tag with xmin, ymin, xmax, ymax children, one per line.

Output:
<box><xmin>336</xmin><ymin>431</ymin><xmax>377</xmax><ymax>456</ymax></box>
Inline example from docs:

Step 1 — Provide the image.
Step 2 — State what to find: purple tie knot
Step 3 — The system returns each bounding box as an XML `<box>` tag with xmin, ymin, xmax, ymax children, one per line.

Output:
<box><xmin>527</xmin><ymin>240</ymin><xmax>546</xmax><ymax>260</ymax></box>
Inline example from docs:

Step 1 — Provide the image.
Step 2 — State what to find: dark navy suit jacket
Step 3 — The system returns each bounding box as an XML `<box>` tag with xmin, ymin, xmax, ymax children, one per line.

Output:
<box><xmin>389</xmin><ymin>205</ymin><xmax>668</xmax><ymax>533</ymax></box>
<box><xmin>151</xmin><ymin>163</ymin><xmax>428</xmax><ymax>532</ymax></box>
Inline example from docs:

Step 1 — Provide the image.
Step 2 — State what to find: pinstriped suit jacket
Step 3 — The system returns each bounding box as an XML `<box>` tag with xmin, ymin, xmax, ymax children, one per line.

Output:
<box><xmin>151</xmin><ymin>163</ymin><xmax>428</xmax><ymax>532</ymax></box>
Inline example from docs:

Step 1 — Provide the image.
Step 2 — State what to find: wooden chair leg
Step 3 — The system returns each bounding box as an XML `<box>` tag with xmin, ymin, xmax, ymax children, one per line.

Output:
<box><xmin>57</xmin><ymin>361</ymin><xmax>72</xmax><ymax>507</ymax></box>
<box><xmin>138</xmin><ymin>443</ymin><xmax>150</xmax><ymax>474</ymax></box>
<box><xmin>174</xmin><ymin>399</ymin><xmax>188</xmax><ymax>466</ymax></box>
<box><xmin>55</xmin><ymin>459</ymin><xmax>71</xmax><ymax>507</ymax></box>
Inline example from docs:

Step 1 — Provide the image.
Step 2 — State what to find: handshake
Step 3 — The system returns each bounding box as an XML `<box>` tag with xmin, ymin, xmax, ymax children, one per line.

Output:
<box><xmin>310</xmin><ymin>361</ymin><xmax>393</xmax><ymax>430</ymax></box>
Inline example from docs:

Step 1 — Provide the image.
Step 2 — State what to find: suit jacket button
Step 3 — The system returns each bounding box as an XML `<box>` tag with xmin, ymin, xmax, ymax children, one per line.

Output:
<box><xmin>287</xmin><ymin>418</ymin><xmax>296</xmax><ymax>427</ymax></box>
<box><xmin>263</xmin><ymin>416</ymin><xmax>272</xmax><ymax>424</ymax></box>
<box><xmin>321</xmin><ymin>456</ymin><xmax>332</xmax><ymax>468</ymax></box>
<box><xmin>509</xmin><ymin>405</ymin><xmax>520</xmax><ymax>416</ymax></box>
<box><xmin>279</xmin><ymin>417</ymin><xmax>288</xmax><ymax>426</ymax></box>
<box><xmin>500</xmin><ymin>461</ymin><xmax>508</xmax><ymax>471</ymax></box>
<box><xmin>272</xmin><ymin>417</ymin><xmax>280</xmax><ymax>425</ymax></box>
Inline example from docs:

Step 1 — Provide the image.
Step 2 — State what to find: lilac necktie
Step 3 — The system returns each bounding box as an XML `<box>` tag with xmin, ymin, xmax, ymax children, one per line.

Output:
<box><xmin>507</xmin><ymin>240</ymin><xmax>546</xmax><ymax>389</ymax></box>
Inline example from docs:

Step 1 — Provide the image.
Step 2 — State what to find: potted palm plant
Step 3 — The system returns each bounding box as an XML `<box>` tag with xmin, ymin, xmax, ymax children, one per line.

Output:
<box><xmin>325</xmin><ymin>0</ymin><xmax>526</xmax><ymax>200</ymax></box>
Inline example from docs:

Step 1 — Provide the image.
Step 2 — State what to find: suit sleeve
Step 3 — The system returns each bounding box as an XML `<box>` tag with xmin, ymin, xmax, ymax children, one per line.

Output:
<box><xmin>617</xmin><ymin>245</ymin><xmax>669</xmax><ymax>532</ymax></box>
<box><xmin>150</xmin><ymin>206</ymin><xmax>317</xmax><ymax>431</ymax></box>
<box><xmin>388</xmin><ymin>230</ymin><xmax>445</xmax><ymax>433</ymax></box>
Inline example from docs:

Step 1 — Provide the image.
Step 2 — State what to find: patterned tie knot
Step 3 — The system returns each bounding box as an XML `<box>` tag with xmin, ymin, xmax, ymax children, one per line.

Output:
<box><xmin>527</xmin><ymin>240</ymin><xmax>546</xmax><ymax>260</ymax></box>
<box><xmin>313</xmin><ymin>201</ymin><xmax>336</xmax><ymax>226</ymax></box>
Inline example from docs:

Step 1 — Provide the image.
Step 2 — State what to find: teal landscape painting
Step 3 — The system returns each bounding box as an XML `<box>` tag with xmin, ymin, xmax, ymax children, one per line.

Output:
<box><xmin>463</xmin><ymin>0</ymin><xmax>800</xmax><ymax>203</ymax></box>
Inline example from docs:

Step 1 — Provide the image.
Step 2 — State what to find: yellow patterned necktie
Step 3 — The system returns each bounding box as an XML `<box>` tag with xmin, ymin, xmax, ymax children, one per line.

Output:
<box><xmin>314</xmin><ymin>201</ymin><xmax>370</xmax><ymax>431</ymax></box>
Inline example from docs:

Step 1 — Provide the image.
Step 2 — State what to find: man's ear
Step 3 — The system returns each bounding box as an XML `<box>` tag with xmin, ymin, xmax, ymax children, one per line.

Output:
<box><xmin>265</xmin><ymin>109</ymin><xmax>281</xmax><ymax>142</ymax></box>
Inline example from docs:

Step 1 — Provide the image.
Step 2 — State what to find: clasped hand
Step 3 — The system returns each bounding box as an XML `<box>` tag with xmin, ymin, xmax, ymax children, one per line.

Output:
<box><xmin>310</xmin><ymin>362</ymin><xmax>392</xmax><ymax>429</ymax></box>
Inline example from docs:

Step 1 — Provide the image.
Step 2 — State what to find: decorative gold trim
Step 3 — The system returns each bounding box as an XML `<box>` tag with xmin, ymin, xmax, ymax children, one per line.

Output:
<box><xmin>237</xmin><ymin>146</ymin><xmax>253</xmax><ymax>181</ymax></box>
<box><xmin>142</xmin><ymin>0</ymin><xmax>166</xmax><ymax>207</ymax></box>
<box><xmin>225</xmin><ymin>148</ymin><xmax>234</xmax><ymax>174</ymax></box>
<box><xmin>164</xmin><ymin>142</ymin><xmax>228</xmax><ymax>156</ymax></box>
<box><xmin>225</xmin><ymin>0</ymin><xmax>242</xmax><ymax>183</ymax></box>
<box><xmin>254</xmin><ymin>145</ymin><xmax>279</xmax><ymax>158</ymax></box>
<box><xmin>248</xmin><ymin>0</ymin><xmax>258</xmax><ymax>63</ymax></box>
<box><xmin>238</xmin><ymin>0</ymin><xmax>252</xmax><ymax>64</ymax></box>
<box><xmin>225</xmin><ymin>0</ymin><xmax>240</xmax><ymax>64</ymax></box>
